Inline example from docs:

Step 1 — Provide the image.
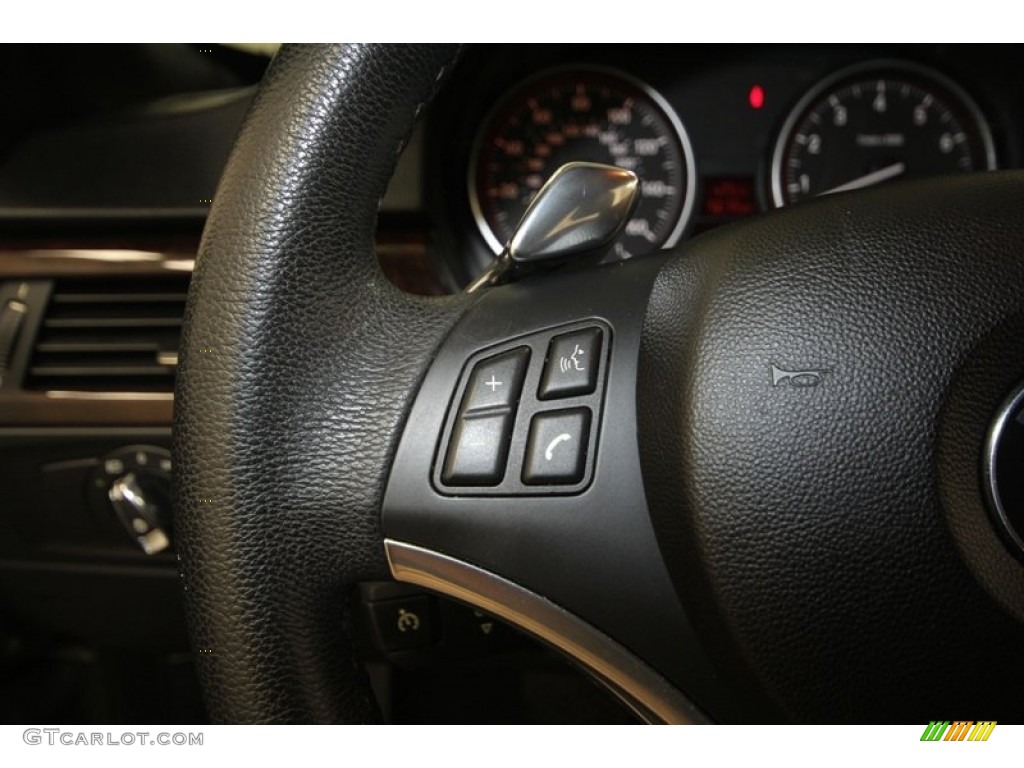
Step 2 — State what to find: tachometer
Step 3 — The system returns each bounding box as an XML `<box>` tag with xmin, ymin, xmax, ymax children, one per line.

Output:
<box><xmin>470</xmin><ymin>69</ymin><xmax>695</xmax><ymax>261</ymax></box>
<box><xmin>771</xmin><ymin>61</ymin><xmax>996</xmax><ymax>207</ymax></box>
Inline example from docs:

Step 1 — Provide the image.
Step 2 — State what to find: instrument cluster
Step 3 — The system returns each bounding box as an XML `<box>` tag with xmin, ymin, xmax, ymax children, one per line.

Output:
<box><xmin>436</xmin><ymin>45</ymin><xmax>1019</xmax><ymax>279</ymax></box>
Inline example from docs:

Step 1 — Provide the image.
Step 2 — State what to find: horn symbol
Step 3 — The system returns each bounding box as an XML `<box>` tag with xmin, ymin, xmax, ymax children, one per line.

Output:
<box><xmin>771</xmin><ymin>364</ymin><xmax>827</xmax><ymax>387</ymax></box>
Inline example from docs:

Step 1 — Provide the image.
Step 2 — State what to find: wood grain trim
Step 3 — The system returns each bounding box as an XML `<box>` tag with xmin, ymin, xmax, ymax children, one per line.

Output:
<box><xmin>0</xmin><ymin>235</ymin><xmax>443</xmax><ymax>292</ymax></box>
<box><xmin>0</xmin><ymin>249</ymin><xmax>197</xmax><ymax>279</ymax></box>
<box><xmin>0</xmin><ymin>392</ymin><xmax>173</xmax><ymax>426</ymax></box>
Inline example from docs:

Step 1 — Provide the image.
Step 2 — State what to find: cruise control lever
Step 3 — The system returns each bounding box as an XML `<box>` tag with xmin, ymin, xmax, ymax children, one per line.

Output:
<box><xmin>466</xmin><ymin>162</ymin><xmax>640</xmax><ymax>293</ymax></box>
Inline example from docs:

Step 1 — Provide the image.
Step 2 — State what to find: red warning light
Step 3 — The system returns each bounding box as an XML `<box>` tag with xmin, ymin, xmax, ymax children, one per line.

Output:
<box><xmin>748</xmin><ymin>85</ymin><xmax>765</xmax><ymax>110</ymax></box>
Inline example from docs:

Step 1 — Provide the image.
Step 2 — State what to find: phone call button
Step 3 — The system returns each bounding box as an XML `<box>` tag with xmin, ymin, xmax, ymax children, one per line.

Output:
<box><xmin>522</xmin><ymin>408</ymin><xmax>591</xmax><ymax>485</ymax></box>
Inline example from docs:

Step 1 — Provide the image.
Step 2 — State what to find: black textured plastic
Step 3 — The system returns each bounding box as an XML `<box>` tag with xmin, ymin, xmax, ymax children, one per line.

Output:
<box><xmin>385</xmin><ymin>258</ymin><xmax>747</xmax><ymax>723</ymax></box>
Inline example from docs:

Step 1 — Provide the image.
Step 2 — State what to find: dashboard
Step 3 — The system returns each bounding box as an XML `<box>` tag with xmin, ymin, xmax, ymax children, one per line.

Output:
<box><xmin>0</xmin><ymin>43</ymin><xmax>1021</xmax><ymax>724</ymax></box>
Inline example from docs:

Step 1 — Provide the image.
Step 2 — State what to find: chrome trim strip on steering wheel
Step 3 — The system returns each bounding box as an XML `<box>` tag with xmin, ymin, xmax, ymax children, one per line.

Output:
<box><xmin>385</xmin><ymin>539</ymin><xmax>710</xmax><ymax>725</ymax></box>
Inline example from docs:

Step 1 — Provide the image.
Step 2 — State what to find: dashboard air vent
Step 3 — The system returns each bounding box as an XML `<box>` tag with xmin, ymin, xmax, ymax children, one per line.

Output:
<box><xmin>25</xmin><ymin>276</ymin><xmax>189</xmax><ymax>393</ymax></box>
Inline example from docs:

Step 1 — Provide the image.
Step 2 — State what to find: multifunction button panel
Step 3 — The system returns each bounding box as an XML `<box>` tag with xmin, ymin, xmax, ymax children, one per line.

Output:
<box><xmin>434</xmin><ymin>322</ymin><xmax>609</xmax><ymax>496</ymax></box>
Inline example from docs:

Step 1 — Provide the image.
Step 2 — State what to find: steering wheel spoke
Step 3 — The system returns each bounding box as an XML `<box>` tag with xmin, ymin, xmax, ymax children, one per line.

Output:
<box><xmin>383</xmin><ymin>256</ymin><xmax>712</xmax><ymax>723</ymax></box>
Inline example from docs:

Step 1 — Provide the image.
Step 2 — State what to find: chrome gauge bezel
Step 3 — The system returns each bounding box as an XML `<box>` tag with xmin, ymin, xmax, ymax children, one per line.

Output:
<box><xmin>769</xmin><ymin>59</ymin><xmax>998</xmax><ymax>209</ymax></box>
<box><xmin>467</xmin><ymin>65</ymin><xmax>697</xmax><ymax>258</ymax></box>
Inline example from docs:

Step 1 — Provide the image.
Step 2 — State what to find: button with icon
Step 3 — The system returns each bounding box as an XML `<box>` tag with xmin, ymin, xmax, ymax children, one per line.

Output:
<box><xmin>539</xmin><ymin>328</ymin><xmax>602</xmax><ymax>399</ymax></box>
<box><xmin>462</xmin><ymin>347</ymin><xmax>530</xmax><ymax>412</ymax></box>
<box><xmin>442</xmin><ymin>347</ymin><xmax>530</xmax><ymax>486</ymax></box>
<box><xmin>522</xmin><ymin>408</ymin><xmax>591</xmax><ymax>485</ymax></box>
<box><xmin>367</xmin><ymin>595</ymin><xmax>434</xmax><ymax>652</ymax></box>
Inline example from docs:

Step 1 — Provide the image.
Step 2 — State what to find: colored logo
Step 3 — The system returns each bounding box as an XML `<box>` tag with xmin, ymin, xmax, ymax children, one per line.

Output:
<box><xmin>920</xmin><ymin>721</ymin><xmax>996</xmax><ymax>742</ymax></box>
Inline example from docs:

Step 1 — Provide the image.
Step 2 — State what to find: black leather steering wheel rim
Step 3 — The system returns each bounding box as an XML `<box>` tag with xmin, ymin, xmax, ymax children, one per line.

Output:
<box><xmin>174</xmin><ymin>44</ymin><xmax>469</xmax><ymax>723</ymax></box>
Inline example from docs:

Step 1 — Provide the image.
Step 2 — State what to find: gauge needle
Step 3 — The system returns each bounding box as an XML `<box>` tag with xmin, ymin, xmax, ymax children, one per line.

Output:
<box><xmin>819</xmin><ymin>162</ymin><xmax>906</xmax><ymax>196</ymax></box>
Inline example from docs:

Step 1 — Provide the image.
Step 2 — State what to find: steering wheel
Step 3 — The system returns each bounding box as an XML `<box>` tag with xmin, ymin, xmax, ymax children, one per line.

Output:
<box><xmin>174</xmin><ymin>44</ymin><xmax>1024</xmax><ymax>723</ymax></box>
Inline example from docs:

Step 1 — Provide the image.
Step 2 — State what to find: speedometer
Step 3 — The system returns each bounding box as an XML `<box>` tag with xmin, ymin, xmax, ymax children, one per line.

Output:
<box><xmin>470</xmin><ymin>69</ymin><xmax>695</xmax><ymax>261</ymax></box>
<box><xmin>771</xmin><ymin>61</ymin><xmax>997</xmax><ymax>207</ymax></box>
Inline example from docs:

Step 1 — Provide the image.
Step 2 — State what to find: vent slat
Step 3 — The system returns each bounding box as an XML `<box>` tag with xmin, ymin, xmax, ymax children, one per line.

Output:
<box><xmin>36</xmin><ymin>342</ymin><xmax>165</xmax><ymax>353</ymax></box>
<box><xmin>30</xmin><ymin>366</ymin><xmax>172</xmax><ymax>377</ymax></box>
<box><xmin>51</xmin><ymin>292</ymin><xmax>189</xmax><ymax>304</ymax></box>
<box><xmin>25</xmin><ymin>276</ymin><xmax>188</xmax><ymax>393</ymax></box>
<box><xmin>44</xmin><ymin>318</ymin><xmax>183</xmax><ymax>329</ymax></box>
